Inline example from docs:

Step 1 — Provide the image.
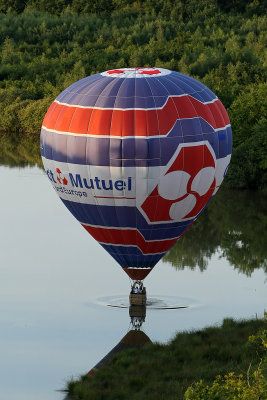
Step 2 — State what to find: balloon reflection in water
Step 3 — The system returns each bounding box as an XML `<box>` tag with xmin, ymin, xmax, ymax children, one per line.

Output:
<box><xmin>41</xmin><ymin>67</ymin><xmax>232</xmax><ymax>294</ymax></box>
<box><xmin>63</xmin><ymin>307</ymin><xmax>150</xmax><ymax>399</ymax></box>
<box><xmin>88</xmin><ymin>306</ymin><xmax>151</xmax><ymax>376</ymax></box>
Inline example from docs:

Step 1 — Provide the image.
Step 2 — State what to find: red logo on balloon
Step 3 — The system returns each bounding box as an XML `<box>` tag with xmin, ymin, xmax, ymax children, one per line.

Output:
<box><xmin>107</xmin><ymin>69</ymin><xmax>124</xmax><ymax>74</ymax></box>
<box><xmin>56</xmin><ymin>168</ymin><xmax>68</xmax><ymax>185</ymax></box>
<box><xmin>141</xmin><ymin>144</ymin><xmax>216</xmax><ymax>222</ymax></box>
<box><xmin>107</xmin><ymin>68</ymin><xmax>161</xmax><ymax>75</ymax></box>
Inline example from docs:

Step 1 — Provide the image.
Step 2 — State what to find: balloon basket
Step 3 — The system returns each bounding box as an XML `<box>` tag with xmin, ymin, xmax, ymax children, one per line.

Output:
<box><xmin>129</xmin><ymin>293</ymin><xmax>147</xmax><ymax>306</ymax></box>
<box><xmin>129</xmin><ymin>281</ymin><xmax>147</xmax><ymax>306</ymax></box>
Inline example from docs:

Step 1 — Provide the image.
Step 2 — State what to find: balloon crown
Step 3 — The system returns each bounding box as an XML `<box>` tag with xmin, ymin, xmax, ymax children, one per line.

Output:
<box><xmin>101</xmin><ymin>67</ymin><xmax>171</xmax><ymax>78</ymax></box>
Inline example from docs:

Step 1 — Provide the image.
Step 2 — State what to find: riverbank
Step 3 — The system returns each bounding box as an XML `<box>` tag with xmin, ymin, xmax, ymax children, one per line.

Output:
<box><xmin>1</xmin><ymin>129</ymin><xmax>267</xmax><ymax>192</ymax></box>
<box><xmin>1</xmin><ymin>1</ymin><xmax>267</xmax><ymax>189</ymax></box>
<box><xmin>66</xmin><ymin>316</ymin><xmax>266</xmax><ymax>400</ymax></box>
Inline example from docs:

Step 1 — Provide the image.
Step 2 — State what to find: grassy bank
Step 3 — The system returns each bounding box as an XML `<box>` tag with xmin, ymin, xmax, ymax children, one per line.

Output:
<box><xmin>67</xmin><ymin>317</ymin><xmax>266</xmax><ymax>400</ymax></box>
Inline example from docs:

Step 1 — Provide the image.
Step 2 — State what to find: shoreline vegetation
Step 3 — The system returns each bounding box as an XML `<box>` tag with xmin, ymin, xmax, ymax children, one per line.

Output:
<box><xmin>0</xmin><ymin>0</ymin><xmax>266</xmax><ymax>189</ymax></box>
<box><xmin>1</xmin><ymin>128</ymin><xmax>266</xmax><ymax>277</ymax></box>
<box><xmin>66</xmin><ymin>316</ymin><xmax>266</xmax><ymax>400</ymax></box>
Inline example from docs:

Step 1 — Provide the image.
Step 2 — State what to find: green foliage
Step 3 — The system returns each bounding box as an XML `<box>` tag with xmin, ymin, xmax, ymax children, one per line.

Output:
<box><xmin>185</xmin><ymin>313</ymin><xmax>267</xmax><ymax>399</ymax></box>
<box><xmin>18</xmin><ymin>97</ymin><xmax>54</xmax><ymax>133</ymax></box>
<box><xmin>229</xmin><ymin>83</ymin><xmax>267</xmax><ymax>148</ymax></box>
<box><xmin>184</xmin><ymin>372</ymin><xmax>266</xmax><ymax>400</ymax></box>
<box><xmin>226</xmin><ymin>84</ymin><xmax>267</xmax><ymax>189</ymax></box>
<box><xmin>0</xmin><ymin>1</ymin><xmax>266</xmax><ymax>188</ymax></box>
<box><xmin>67</xmin><ymin>317</ymin><xmax>265</xmax><ymax>400</ymax></box>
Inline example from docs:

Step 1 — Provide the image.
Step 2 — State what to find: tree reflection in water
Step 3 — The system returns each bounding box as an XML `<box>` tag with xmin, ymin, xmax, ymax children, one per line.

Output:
<box><xmin>0</xmin><ymin>132</ymin><xmax>41</xmax><ymax>167</ymax></box>
<box><xmin>1</xmin><ymin>133</ymin><xmax>266</xmax><ymax>276</ymax></box>
<box><xmin>163</xmin><ymin>188</ymin><xmax>267</xmax><ymax>276</ymax></box>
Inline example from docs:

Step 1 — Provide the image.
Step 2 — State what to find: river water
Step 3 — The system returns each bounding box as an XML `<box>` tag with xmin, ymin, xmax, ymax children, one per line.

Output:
<box><xmin>0</xmin><ymin>159</ymin><xmax>266</xmax><ymax>400</ymax></box>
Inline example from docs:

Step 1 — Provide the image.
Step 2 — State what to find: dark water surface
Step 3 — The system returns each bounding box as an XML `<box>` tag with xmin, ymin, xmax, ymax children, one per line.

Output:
<box><xmin>0</xmin><ymin>143</ymin><xmax>266</xmax><ymax>399</ymax></box>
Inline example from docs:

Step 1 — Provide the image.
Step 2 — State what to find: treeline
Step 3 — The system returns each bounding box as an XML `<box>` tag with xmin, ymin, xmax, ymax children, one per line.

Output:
<box><xmin>1</xmin><ymin>0</ymin><xmax>266</xmax><ymax>16</ymax></box>
<box><xmin>0</xmin><ymin>0</ymin><xmax>266</xmax><ymax>188</ymax></box>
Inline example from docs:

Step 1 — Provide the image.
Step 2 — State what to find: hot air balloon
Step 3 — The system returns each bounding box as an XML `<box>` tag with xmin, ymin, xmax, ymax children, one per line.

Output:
<box><xmin>40</xmin><ymin>67</ymin><xmax>232</xmax><ymax>298</ymax></box>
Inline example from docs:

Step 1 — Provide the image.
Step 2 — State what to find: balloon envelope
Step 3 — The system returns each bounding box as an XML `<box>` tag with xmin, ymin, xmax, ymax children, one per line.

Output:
<box><xmin>40</xmin><ymin>68</ymin><xmax>232</xmax><ymax>280</ymax></box>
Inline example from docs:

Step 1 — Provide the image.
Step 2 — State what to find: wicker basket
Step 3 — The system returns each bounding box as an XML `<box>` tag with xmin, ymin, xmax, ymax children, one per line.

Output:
<box><xmin>129</xmin><ymin>292</ymin><xmax>147</xmax><ymax>306</ymax></box>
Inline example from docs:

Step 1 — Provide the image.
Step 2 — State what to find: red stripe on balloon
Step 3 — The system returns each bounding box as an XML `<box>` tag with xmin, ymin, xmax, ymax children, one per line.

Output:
<box><xmin>43</xmin><ymin>96</ymin><xmax>229</xmax><ymax>136</ymax></box>
<box><xmin>81</xmin><ymin>224</ymin><xmax>178</xmax><ymax>254</ymax></box>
